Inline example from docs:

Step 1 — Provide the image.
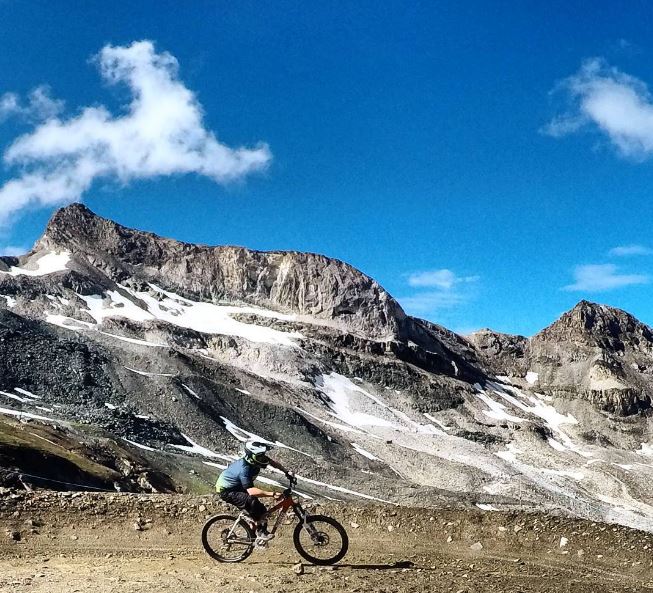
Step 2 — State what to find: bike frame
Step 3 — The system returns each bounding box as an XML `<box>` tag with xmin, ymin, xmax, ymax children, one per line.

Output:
<box><xmin>264</xmin><ymin>492</ymin><xmax>308</xmax><ymax>535</ymax></box>
<box><xmin>226</xmin><ymin>487</ymin><xmax>314</xmax><ymax>544</ymax></box>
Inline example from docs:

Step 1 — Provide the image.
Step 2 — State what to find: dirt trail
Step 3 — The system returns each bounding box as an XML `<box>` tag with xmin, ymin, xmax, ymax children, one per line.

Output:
<box><xmin>1</xmin><ymin>491</ymin><xmax>653</xmax><ymax>592</ymax></box>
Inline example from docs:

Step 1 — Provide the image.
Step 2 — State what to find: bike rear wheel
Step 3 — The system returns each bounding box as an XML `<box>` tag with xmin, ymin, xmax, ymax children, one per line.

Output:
<box><xmin>201</xmin><ymin>514</ymin><xmax>254</xmax><ymax>562</ymax></box>
<box><xmin>293</xmin><ymin>514</ymin><xmax>349</xmax><ymax>565</ymax></box>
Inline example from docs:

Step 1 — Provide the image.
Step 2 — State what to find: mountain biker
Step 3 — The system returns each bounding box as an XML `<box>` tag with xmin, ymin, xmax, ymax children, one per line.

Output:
<box><xmin>216</xmin><ymin>440</ymin><xmax>294</xmax><ymax>542</ymax></box>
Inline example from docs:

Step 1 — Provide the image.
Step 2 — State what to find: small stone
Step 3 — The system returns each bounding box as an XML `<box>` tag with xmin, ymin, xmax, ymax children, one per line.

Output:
<box><xmin>470</xmin><ymin>542</ymin><xmax>483</xmax><ymax>551</ymax></box>
<box><xmin>559</xmin><ymin>536</ymin><xmax>569</xmax><ymax>548</ymax></box>
<box><xmin>293</xmin><ymin>563</ymin><xmax>304</xmax><ymax>575</ymax></box>
<box><xmin>350</xmin><ymin>522</ymin><xmax>359</xmax><ymax>529</ymax></box>
<box><xmin>133</xmin><ymin>522</ymin><xmax>143</xmax><ymax>531</ymax></box>
<box><xmin>199</xmin><ymin>505</ymin><xmax>206</xmax><ymax>512</ymax></box>
<box><xmin>70</xmin><ymin>535</ymin><xmax>78</xmax><ymax>541</ymax></box>
<box><xmin>8</xmin><ymin>530</ymin><xmax>20</xmax><ymax>541</ymax></box>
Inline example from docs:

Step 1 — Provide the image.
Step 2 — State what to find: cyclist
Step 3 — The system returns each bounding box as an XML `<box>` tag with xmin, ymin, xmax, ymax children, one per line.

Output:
<box><xmin>216</xmin><ymin>439</ymin><xmax>294</xmax><ymax>542</ymax></box>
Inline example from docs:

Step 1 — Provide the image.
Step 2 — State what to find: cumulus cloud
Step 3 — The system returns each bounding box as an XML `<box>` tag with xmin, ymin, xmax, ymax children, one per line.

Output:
<box><xmin>563</xmin><ymin>263</ymin><xmax>649</xmax><ymax>292</ymax></box>
<box><xmin>400</xmin><ymin>268</ymin><xmax>479</xmax><ymax>316</ymax></box>
<box><xmin>0</xmin><ymin>40</ymin><xmax>271</xmax><ymax>224</ymax></box>
<box><xmin>544</xmin><ymin>58</ymin><xmax>653</xmax><ymax>159</ymax></box>
<box><xmin>608</xmin><ymin>244</ymin><xmax>653</xmax><ymax>257</ymax></box>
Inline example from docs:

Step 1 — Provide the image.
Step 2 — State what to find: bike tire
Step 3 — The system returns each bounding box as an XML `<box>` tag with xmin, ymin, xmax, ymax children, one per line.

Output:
<box><xmin>293</xmin><ymin>514</ymin><xmax>349</xmax><ymax>565</ymax></box>
<box><xmin>201</xmin><ymin>514</ymin><xmax>254</xmax><ymax>563</ymax></box>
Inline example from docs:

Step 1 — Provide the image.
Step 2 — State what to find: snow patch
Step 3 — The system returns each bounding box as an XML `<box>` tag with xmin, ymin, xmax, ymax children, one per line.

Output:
<box><xmin>98</xmin><ymin>331</ymin><xmax>166</xmax><ymax>347</ymax></box>
<box><xmin>476</xmin><ymin>503</ymin><xmax>498</xmax><ymax>511</ymax></box>
<box><xmin>294</xmin><ymin>473</ymin><xmax>395</xmax><ymax>504</ymax></box>
<box><xmin>123</xmin><ymin>439</ymin><xmax>156</xmax><ymax>452</ymax></box>
<box><xmin>171</xmin><ymin>434</ymin><xmax>221</xmax><ymax>458</ymax></box>
<box><xmin>14</xmin><ymin>388</ymin><xmax>39</xmax><ymax>399</ymax></box>
<box><xmin>0</xmin><ymin>406</ymin><xmax>60</xmax><ymax>423</ymax></box>
<box><xmin>0</xmin><ymin>251</ymin><xmax>70</xmax><ymax>277</ymax></box>
<box><xmin>525</xmin><ymin>371</ymin><xmax>539</xmax><ymax>385</ymax></box>
<box><xmin>423</xmin><ymin>413</ymin><xmax>451</xmax><ymax>431</ymax></box>
<box><xmin>476</xmin><ymin>391</ymin><xmax>525</xmax><ymax>423</ymax></box>
<box><xmin>317</xmin><ymin>373</ymin><xmax>396</xmax><ymax>428</ymax></box>
<box><xmin>104</xmin><ymin>403</ymin><xmax>117</xmax><ymax>410</ymax></box>
<box><xmin>181</xmin><ymin>384</ymin><xmax>201</xmax><ymax>399</ymax></box>
<box><xmin>220</xmin><ymin>416</ymin><xmax>311</xmax><ymax>456</ymax></box>
<box><xmin>124</xmin><ymin>366</ymin><xmax>176</xmax><ymax>377</ymax></box>
<box><xmin>0</xmin><ymin>390</ymin><xmax>31</xmax><ymax>403</ymax></box>
<box><xmin>351</xmin><ymin>443</ymin><xmax>379</xmax><ymax>460</ymax></box>
<box><xmin>548</xmin><ymin>438</ymin><xmax>567</xmax><ymax>452</ymax></box>
<box><xmin>1</xmin><ymin>295</ymin><xmax>16</xmax><ymax>308</ymax></box>
<box><xmin>44</xmin><ymin>314</ymin><xmax>94</xmax><ymax>330</ymax></box>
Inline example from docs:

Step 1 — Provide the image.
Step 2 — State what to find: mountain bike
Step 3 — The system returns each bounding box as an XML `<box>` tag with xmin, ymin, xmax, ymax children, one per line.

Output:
<box><xmin>201</xmin><ymin>476</ymin><xmax>349</xmax><ymax>565</ymax></box>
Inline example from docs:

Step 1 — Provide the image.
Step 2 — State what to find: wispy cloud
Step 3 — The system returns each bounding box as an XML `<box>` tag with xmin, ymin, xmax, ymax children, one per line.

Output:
<box><xmin>406</xmin><ymin>268</ymin><xmax>479</xmax><ymax>290</ymax></box>
<box><xmin>0</xmin><ymin>245</ymin><xmax>27</xmax><ymax>256</ymax></box>
<box><xmin>563</xmin><ymin>263</ymin><xmax>649</xmax><ymax>292</ymax></box>
<box><xmin>608</xmin><ymin>244</ymin><xmax>653</xmax><ymax>257</ymax></box>
<box><xmin>0</xmin><ymin>40</ymin><xmax>271</xmax><ymax>225</ymax></box>
<box><xmin>0</xmin><ymin>86</ymin><xmax>64</xmax><ymax>123</ymax></box>
<box><xmin>544</xmin><ymin>58</ymin><xmax>653</xmax><ymax>159</ymax></box>
<box><xmin>399</xmin><ymin>268</ymin><xmax>479</xmax><ymax>316</ymax></box>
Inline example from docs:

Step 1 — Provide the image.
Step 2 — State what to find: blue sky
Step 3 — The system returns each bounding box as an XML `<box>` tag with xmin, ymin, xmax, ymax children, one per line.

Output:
<box><xmin>1</xmin><ymin>1</ymin><xmax>653</xmax><ymax>336</ymax></box>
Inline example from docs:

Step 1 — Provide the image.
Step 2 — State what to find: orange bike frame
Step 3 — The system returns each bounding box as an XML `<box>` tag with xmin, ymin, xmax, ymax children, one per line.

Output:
<box><xmin>264</xmin><ymin>494</ymin><xmax>305</xmax><ymax>535</ymax></box>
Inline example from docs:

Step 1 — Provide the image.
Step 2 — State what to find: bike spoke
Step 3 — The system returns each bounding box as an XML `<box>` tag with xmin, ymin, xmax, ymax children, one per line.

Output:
<box><xmin>204</xmin><ymin>517</ymin><xmax>253</xmax><ymax>561</ymax></box>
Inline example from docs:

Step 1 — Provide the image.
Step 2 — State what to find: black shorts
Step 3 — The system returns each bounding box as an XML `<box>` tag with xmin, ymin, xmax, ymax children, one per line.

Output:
<box><xmin>219</xmin><ymin>490</ymin><xmax>267</xmax><ymax>521</ymax></box>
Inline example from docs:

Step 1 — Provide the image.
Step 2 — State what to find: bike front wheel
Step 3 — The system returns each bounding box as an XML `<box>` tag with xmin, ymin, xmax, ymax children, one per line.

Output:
<box><xmin>201</xmin><ymin>514</ymin><xmax>254</xmax><ymax>562</ymax></box>
<box><xmin>293</xmin><ymin>514</ymin><xmax>349</xmax><ymax>565</ymax></box>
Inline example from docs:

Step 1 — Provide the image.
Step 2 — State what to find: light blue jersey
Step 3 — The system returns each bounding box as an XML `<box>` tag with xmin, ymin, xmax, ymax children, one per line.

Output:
<box><xmin>216</xmin><ymin>458</ymin><xmax>260</xmax><ymax>492</ymax></box>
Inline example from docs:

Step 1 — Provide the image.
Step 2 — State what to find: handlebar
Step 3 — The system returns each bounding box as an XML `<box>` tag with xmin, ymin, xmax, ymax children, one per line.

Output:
<box><xmin>281</xmin><ymin>474</ymin><xmax>297</xmax><ymax>498</ymax></box>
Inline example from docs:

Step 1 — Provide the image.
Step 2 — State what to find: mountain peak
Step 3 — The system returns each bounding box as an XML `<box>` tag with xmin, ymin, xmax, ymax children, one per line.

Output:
<box><xmin>536</xmin><ymin>299</ymin><xmax>653</xmax><ymax>344</ymax></box>
<box><xmin>36</xmin><ymin>204</ymin><xmax>406</xmax><ymax>340</ymax></box>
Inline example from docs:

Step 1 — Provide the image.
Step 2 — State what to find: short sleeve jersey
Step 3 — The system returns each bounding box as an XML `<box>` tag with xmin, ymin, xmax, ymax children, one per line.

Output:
<box><xmin>216</xmin><ymin>458</ymin><xmax>260</xmax><ymax>492</ymax></box>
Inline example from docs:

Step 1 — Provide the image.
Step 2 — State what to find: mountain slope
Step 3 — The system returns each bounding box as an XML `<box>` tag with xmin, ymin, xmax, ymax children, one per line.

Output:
<box><xmin>2</xmin><ymin>205</ymin><xmax>653</xmax><ymax>532</ymax></box>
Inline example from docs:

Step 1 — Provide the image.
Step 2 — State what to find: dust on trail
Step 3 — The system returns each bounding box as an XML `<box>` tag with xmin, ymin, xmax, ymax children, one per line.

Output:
<box><xmin>1</xmin><ymin>491</ymin><xmax>653</xmax><ymax>592</ymax></box>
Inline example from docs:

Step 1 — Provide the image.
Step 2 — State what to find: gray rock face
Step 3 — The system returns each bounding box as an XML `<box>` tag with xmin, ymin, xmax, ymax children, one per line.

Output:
<box><xmin>472</xmin><ymin>301</ymin><xmax>653</xmax><ymax>416</ymax></box>
<box><xmin>37</xmin><ymin>204</ymin><xmax>406</xmax><ymax>341</ymax></box>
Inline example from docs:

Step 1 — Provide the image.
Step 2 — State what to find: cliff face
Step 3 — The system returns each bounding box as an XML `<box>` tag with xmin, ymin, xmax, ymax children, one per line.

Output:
<box><xmin>35</xmin><ymin>204</ymin><xmax>406</xmax><ymax>341</ymax></box>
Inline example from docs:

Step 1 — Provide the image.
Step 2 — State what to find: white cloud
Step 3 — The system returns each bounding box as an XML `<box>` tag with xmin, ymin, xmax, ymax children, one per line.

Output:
<box><xmin>399</xmin><ymin>268</ymin><xmax>479</xmax><ymax>316</ymax></box>
<box><xmin>0</xmin><ymin>86</ymin><xmax>64</xmax><ymax>123</ymax></box>
<box><xmin>406</xmin><ymin>268</ymin><xmax>479</xmax><ymax>289</ymax></box>
<box><xmin>544</xmin><ymin>58</ymin><xmax>653</xmax><ymax>159</ymax></box>
<box><xmin>0</xmin><ymin>245</ymin><xmax>27</xmax><ymax>256</ymax></box>
<box><xmin>399</xmin><ymin>290</ymin><xmax>467</xmax><ymax>314</ymax></box>
<box><xmin>0</xmin><ymin>40</ymin><xmax>271</xmax><ymax>224</ymax></box>
<box><xmin>608</xmin><ymin>244</ymin><xmax>653</xmax><ymax>257</ymax></box>
<box><xmin>563</xmin><ymin>264</ymin><xmax>649</xmax><ymax>292</ymax></box>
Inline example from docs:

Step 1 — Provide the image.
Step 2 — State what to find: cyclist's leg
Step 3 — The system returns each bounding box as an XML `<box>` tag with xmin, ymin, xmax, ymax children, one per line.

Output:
<box><xmin>220</xmin><ymin>491</ymin><xmax>266</xmax><ymax>522</ymax></box>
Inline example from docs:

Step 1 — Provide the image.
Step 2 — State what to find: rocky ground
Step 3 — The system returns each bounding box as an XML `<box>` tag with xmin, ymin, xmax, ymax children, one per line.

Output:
<box><xmin>1</xmin><ymin>491</ymin><xmax>653</xmax><ymax>592</ymax></box>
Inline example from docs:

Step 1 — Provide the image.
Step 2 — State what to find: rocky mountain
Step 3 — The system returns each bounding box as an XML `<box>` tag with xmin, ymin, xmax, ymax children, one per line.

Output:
<box><xmin>2</xmin><ymin>204</ymin><xmax>653</xmax><ymax>532</ymax></box>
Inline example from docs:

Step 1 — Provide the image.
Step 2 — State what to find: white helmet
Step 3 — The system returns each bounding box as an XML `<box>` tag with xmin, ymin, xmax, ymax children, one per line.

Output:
<box><xmin>244</xmin><ymin>440</ymin><xmax>273</xmax><ymax>467</ymax></box>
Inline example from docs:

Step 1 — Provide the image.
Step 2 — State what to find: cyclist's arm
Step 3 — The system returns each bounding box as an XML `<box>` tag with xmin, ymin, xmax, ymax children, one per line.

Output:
<box><xmin>246</xmin><ymin>486</ymin><xmax>276</xmax><ymax>497</ymax></box>
<box><xmin>267</xmin><ymin>458</ymin><xmax>291</xmax><ymax>475</ymax></box>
